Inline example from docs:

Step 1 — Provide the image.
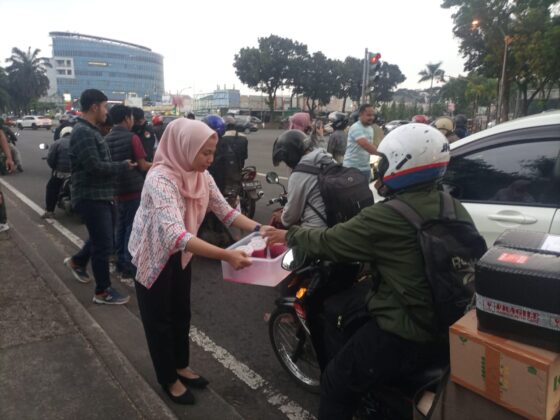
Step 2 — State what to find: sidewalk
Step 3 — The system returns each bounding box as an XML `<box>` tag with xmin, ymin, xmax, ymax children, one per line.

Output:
<box><xmin>0</xmin><ymin>227</ymin><xmax>177</xmax><ymax>420</ymax></box>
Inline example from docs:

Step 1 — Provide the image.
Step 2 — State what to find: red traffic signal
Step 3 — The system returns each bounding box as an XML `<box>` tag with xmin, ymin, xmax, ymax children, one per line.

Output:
<box><xmin>369</xmin><ymin>52</ymin><xmax>381</xmax><ymax>64</ymax></box>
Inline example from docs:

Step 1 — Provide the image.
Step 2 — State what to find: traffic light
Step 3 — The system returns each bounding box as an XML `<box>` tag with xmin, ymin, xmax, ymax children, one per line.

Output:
<box><xmin>368</xmin><ymin>52</ymin><xmax>382</xmax><ymax>83</ymax></box>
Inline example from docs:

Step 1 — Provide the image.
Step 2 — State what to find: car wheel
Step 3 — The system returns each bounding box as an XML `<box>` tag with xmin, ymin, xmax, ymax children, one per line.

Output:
<box><xmin>45</xmin><ymin>126</ymin><xmax>51</xmax><ymax>130</ymax></box>
<box><xmin>244</xmin><ymin>127</ymin><xmax>251</xmax><ymax>134</ymax></box>
<box><xmin>32</xmin><ymin>123</ymin><xmax>37</xmax><ymax>130</ymax></box>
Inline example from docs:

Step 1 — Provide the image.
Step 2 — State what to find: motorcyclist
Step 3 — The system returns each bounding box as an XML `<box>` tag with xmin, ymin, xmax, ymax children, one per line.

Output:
<box><xmin>454</xmin><ymin>114</ymin><xmax>469</xmax><ymax>139</ymax></box>
<box><xmin>411</xmin><ymin>114</ymin><xmax>429</xmax><ymax>124</ymax></box>
<box><xmin>0</xmin><ymin>118</ymin><xmax>23</xmax><ymax>172</ymax></box>
<box><xmin>433</xmin><ymin>116</ymin><xmax>460</xmax><ymax>143</ymax></box>
<box><xmin>264</xmin><ymin>124</ymin><xmax>476</xmax><ymax>420</ymax></box>
<box><xmin>272</xmin><ymin>129</ymin><xmax>333</xmax><ymax>228</ymax></box>
<box><xmin>326</xmin><ymin>112</ymin><xmax>348</xmax><ymax>164</ymax></box>
<box><xmin>131</xmin><ymin>107</ymin><xmax>157</xmax><ymax>162</ymax></box>
<box><xmin>42</xmin><ymin>126</ymin><xmax>73</xmax><ymax>218</ymax></box>
<box><xmin>152</xmin><ymin>115</ymin><xmax>165</xmax><ymax>142</ymax></box>
<box><xmin>53</xmin><ymin>115</ymin><xmax>75</xmax><ymax>140</ymax></box>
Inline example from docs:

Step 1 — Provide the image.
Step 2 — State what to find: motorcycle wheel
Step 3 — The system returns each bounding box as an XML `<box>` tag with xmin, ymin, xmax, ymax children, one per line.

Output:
<box><xmin>240</xmin><ymin>195</ymin><xmax>256</xmax><ymax>219</ymax></box>
<box><xmin>268</xmin><ymin>306</ymin><xmax>321</xmax><ymax>394</ymax></box>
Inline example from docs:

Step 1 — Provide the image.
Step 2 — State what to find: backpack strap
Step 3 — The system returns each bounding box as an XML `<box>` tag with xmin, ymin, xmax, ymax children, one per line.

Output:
<box><xmin>439</xmin><ymin>192</ymin><xmax>456</xmax><ymax>220</ymax></box>
<box><xmin>293</xmin><ymin>163</ymin><xmax>321</xmax><ymax>175</ymax></box>
<box><xmin>383</xmin><ymin>198</ymin><xmax>424</xmax><ymax>230</ymax></box>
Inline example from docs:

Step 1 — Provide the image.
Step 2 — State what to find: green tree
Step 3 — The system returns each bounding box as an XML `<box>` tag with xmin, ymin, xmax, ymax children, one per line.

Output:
<box><xmin>465</xmin><ymin>74</ymin><xmax>498</xmax><ymax>116</ymax></box>
<box><xmin>441</xmin><ymin>0</ymin><xmax>559</xmax><ymax>120</ymax></box>
<box><xmin>334</xmin><ymin>57</ymin><xmax>363</xmax><ymax>112</ymax></box>
<box><xmin>0</xmin><ymin>67</ymin><xmax>10</xmax><ymax>113</ymax></box>
<box><xmin>300</xmin><ymin>52</ymin><xmax>338</xmax><ymax>115</ymax></box>
<box><xmin>5</xmin><ymin>47</ymin><xmax>51</xmax><ymax>114</ymax></box>
<box><xmin>418</xmin><ymin>62</ymin><xmax>446</xmax><ymax>114</ymax></box>
<box><xmin>369</xmin><ymin>62</ymin><xmax>406</xmax><ymax>105</ymax></box>
<box><xmin>439</xmin><ymin>77</ymin><xmax>469</xmax><ymax>115</ymax></box>
<box><xmin>233</xmin><ymin>35</ymin><xmax>308</xmax><ymax>112</ymax></box>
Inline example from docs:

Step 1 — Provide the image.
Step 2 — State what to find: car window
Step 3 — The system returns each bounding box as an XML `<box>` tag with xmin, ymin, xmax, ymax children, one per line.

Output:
<box><xmin>444</xmin><ymin>139</ymin><xmax>560</xmax><ymax>207</ymax></box>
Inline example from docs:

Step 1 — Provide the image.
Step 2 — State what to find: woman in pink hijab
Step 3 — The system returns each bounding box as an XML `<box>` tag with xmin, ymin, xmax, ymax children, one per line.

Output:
<box><xmin>129</xmin><ymin>118</ymin><xmax>268</xmax><ymax>405</ymax></box>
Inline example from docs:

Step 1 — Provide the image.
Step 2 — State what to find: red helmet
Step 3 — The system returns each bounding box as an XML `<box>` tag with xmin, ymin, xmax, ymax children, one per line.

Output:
<box><xmin>152</xmin><ymin>115</ymin><xmax>163</xmax><ymax>125</ymax></box>
<box><xmin>411</xmin><ymin>115</ymin><xmax>428</xmax><ymax>124</ymax></box>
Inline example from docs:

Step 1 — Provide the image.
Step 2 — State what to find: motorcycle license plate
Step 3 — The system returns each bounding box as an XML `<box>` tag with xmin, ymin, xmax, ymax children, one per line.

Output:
<box><xmin>243</xmin><ymin>182</ymin><xmax>260</xmax><ymax>189</ymax></box>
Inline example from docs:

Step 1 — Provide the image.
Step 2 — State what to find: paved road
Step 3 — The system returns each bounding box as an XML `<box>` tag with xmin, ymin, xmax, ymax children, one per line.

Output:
<box><xmin>2</xmin><ymin>127</ymin><xmax>319</xmax><ymax>419</ymax></box>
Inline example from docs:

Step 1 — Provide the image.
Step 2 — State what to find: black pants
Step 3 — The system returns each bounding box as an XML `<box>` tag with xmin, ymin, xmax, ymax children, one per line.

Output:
<box><xmin>318</xmin><ymin>318</ymin><xmax>428</xmax><ymax>420</ymax></box>
<box><xmin>45</xmin><ymin>176</ymin><xmax>65</xmax><ymax>212</ymax></box>
<box><xmin>135</xmin><ymin>253</ymin><xmax>192</xmax><ymax>386</ymax></box>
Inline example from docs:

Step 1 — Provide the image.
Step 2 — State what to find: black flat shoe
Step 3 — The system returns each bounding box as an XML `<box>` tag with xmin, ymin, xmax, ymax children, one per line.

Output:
<box><xmin>162</xmin><ymin>385</ymin><xmax>195</xmax><ymax>405</ymax></box>
<box><xmin>178</xmin><ymin>374</ymin><xmax>209</xmax><ymax>389</ymax></box>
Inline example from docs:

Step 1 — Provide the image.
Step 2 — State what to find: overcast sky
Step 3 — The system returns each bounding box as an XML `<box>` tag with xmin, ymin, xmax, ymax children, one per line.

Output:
<box><xmin>0</xmin><ymin>0</ymin><xmax>466</xmax><ymax>96</ymax></box>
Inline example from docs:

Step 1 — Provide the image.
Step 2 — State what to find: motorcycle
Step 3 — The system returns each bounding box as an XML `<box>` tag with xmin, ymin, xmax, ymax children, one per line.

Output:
<box><xmin>270</xmin><ymin>249</ymin><xmax>449</xmax><ymax>419</ymax></box>
<box><xmin>39</xmin><ymin>143</ymin><xmax>73</xmax><ymax>215</ymax></box>
<box><xmin>0</xmin><ymin>129</ymin><xmax>21</xmax><ymax>174</ymax></box>
<box><xmin>239</xmin><ymin>166</ymin><xmax>263</xmax><ymax>218</ymax></box>
<box><xmin>264</xmin><ymin>171</ymin><xmax>287</xmax><ymax>228</ymax></box>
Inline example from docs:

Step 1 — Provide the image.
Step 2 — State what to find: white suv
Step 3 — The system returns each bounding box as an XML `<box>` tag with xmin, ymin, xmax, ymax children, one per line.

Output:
<box><xmin>442</xmin><ymin>110</ymin><xmax>560</xmax><ymax>246</ymax></box>
<box><xmin>16</xmin><ymin>115</ymin><xmax>53</xmax><ymax>130</ymax></box>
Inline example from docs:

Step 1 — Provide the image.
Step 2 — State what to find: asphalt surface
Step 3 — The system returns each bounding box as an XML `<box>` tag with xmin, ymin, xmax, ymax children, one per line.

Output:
<box><xmin>2</xmin><ymin>127</ymin><xmax>319</xmax><ymax>419</ymax></box>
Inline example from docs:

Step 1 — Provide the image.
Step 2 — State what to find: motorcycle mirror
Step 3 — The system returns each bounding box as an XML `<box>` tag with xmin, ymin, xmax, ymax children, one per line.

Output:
<box><xmin>39</xmin><ymin>143</ymin><xmax>49</xmax><ymax>150</ymax></box>
<box><xmin>266</xmin><ymin>171</ymin><xmax>280</xmax><ymax>185</ymax></box>
<box><xmin>281</xmin><ymin>249</ymin><xmax>295</xmax><ymax>271</ymax></box>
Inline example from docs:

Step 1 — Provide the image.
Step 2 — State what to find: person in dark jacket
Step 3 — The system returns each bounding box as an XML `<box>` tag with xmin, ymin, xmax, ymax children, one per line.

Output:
<box><xmin>132</xmin><ymin>107</ymin><xmax>157</xmax><ymax>162</ymax></box>
<box><xmin>105</xmin><ymin>105</ymin><xmax>152</xmax><ymax>279</ymax></box>
<box><xmin>264</xmin><ymin>124</ymin><xmax>476</xmax><ymax>420</ymax></box>
<box><xmin>42</xmin><ymin>126</ymin><xmax>73</xmax><ymax>219</ymax></box>
<box><xmin>63</xmin><ymin>89</ymin><xmax>137</xmax><ymax>305</ymax></box>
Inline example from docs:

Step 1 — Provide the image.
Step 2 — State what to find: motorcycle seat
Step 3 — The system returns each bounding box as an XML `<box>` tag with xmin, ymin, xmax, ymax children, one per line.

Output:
<box><xmin>385</xmin><ymin>360</ymin><xmax>449</xmax><ymax>397</ymax></box>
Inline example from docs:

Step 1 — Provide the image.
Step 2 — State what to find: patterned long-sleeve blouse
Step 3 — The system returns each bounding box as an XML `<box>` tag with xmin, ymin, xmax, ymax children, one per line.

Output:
<box><xmin>129</xmin><ymin>166</ymin><xmax>239</xmax><ymax>288</ymax></box>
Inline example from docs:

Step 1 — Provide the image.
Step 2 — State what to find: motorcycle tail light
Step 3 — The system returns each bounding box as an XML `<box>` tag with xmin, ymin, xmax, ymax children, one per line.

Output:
<box><xmin>245</xmin><ymin>171</ymin><xmax>257</xmax><ymax>181</ymax></box>
<box><xmin>294</xmin><ymin>302</ymin><xmax>306</xmax><ymax>320</ymax></box>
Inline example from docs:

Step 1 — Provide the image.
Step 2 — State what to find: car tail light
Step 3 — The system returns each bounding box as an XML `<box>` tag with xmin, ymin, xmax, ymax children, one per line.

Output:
<box><xmin>294</xmin><ymin>302</ymin><xmax>306</xmax><ymax>320</ymax></box>
<box><xmin>243</xmin><ymin>169</ymin><xmax>257</xmax><ymax>181</ymax></box>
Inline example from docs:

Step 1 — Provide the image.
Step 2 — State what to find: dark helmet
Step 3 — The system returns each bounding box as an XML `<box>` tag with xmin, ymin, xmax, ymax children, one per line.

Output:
<box><xmin>202</xmin><ymin>114</ymin><xmax>225</xmax><ymax>137</ymax></box>
<box><xmin>348</xmin><ymin>110</ymin><xmax>360</xmax><ymax>125</ymax></box>
<box><xmin>454</xmin><ymin>114</ymin><xmax>467</xmax><ymax>127</ymax></box>
<box><xmin>272</xmin><ymin>130</ymin><xmax>307</xmax><ymax>169</ymax></box>
<box><xmin>328</xmin><ymin>112</ymin><xmax>349</xmax><ymax>130</ymax></box>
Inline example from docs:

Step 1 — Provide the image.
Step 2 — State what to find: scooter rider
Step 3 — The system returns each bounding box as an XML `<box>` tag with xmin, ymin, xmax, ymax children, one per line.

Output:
<box><xmin>326</xmin><ymin>112</ymin><xmax>348</xmax><ymax>164</ymax></box>
<box><xmin>264</xmin><ymin>124</ymin><xmax>476</xmax><ymax>420</ymax></box>
<box><xmin>272</xmin><ymin>129</ymin><xmax>333</xmax><ymax>228</ymax></box>
<box><xmin>132</xmin><ymin>107</ymin><xmax>157</xmax><ymax>162</ymax></box>
<box><xmin>42</xmin><ymin>126</ymin><xmax>73</xmax><ymax>219</ymax></box>
<box><xmin>0</xmin><ymin>118</ymin><xmax>23</xmax><ymax>172</ymax></box>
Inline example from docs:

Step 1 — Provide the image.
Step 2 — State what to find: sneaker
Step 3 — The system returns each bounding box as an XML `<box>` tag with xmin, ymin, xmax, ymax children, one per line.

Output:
<box><xmin>41</xmin><ymin>211</ymin><xmax>56</xmax><ymax>219</ymax></box>
<box><xmin>0</xmin><ymin>223</ymin><xmax>9</xmax><ymax>233</ymax></box>
<box><xmin>93</xmin><ymin>287</ymin><xmax>130</xmax><ymax>305</ymax></box>
<box><xmin>63</xmin><ymin>257</ymin><xmax>91</xmax><ymax>283</ymax></box>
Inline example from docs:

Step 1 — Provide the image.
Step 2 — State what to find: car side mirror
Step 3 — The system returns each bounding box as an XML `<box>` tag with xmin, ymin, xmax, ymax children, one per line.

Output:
<box><xmin>266</xmin><ymin>171</ymin><xmax>280</xmax><ymax>185</ymax></box>
<box><xmin>39</xmin><ymin>143</ymin><xmax>49</xmax><ymax>150</ymax></box>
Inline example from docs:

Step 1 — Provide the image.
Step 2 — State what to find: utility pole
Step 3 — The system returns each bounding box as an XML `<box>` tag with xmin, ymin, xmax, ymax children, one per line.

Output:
<box><xmin>361</xmin><ymin>48</ymin><xmax>368</xmax><ymax>105</ymax></box>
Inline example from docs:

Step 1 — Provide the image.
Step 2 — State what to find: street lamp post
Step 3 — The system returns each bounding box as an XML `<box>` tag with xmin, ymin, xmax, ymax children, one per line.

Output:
<box><xmin>496</xmin><ymin>35</ymin><xmax>512</xmax><ymax>124</ymax></box>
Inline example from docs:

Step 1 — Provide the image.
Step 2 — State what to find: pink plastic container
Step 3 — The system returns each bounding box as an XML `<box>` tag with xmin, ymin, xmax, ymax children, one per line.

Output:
<box><xmin>235</xmin><ymin>245</ymin><xmax>254</xmax><ymax>256</ymax></box>
<box><xmin>222</xmin><ymin>233</ymin><xmax>289</xmax><ymax>287</ymax></box>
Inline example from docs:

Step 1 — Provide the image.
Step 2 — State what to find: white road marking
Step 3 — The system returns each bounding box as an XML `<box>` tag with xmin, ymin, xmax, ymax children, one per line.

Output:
<box><xmin>257</xmin><ymin>172</ymin><xmax>289</xmax><ymax>181</ymax></box>
<box><xmin>0</xmin><ymin>177</ymin><xmax>315</xmax><ymax>420</ymax></box>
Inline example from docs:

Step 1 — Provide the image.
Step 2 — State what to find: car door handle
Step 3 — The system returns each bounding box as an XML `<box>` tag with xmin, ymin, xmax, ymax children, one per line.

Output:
<box><xmin>488</xmin><ymin>213</ymin><xmax>538</xmax><ymax>224</ymax></box>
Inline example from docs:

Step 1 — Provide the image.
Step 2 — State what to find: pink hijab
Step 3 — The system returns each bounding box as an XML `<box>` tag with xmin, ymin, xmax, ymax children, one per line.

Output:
<box><xmin>152</xmin><ymin>118</ymin><xmax>217</xmax><ymax>267</ymax></box>
<box><xmin>289</xmin><ymin>112</ymin><xmax>311</xmax><ymax>132</ymax></box>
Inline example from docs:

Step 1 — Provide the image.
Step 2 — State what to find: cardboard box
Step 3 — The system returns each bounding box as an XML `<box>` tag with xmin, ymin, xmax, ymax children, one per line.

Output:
<box><xmin>450</xmin><ymin>310</ymin><xmax>560</xmax><ymax>420</ymax></box>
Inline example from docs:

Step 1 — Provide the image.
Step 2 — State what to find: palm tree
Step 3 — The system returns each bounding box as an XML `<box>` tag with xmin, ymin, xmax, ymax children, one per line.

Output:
<box><xmin>0</xmin><ymin>67</ymin><xmax>11</xmax><ymax>113</ymax></box>
<box><xmin>5</xmin><ymin>47</ymin><xmax>51</xmax><ymax>114</ymax></box>
<box><xmin>418</xmin><ymin>62</ymin><xmax>445</xmax><ymax>115</ymax></box>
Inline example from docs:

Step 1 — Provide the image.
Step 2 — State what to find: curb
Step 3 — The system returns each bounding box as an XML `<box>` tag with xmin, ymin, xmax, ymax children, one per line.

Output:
<box><xmin>8</xmin><ymin>226</ymin><xmax>178</xmax><ymax>420</ymax></box>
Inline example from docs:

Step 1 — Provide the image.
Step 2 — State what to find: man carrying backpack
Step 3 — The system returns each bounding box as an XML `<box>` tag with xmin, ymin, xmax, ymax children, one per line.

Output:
<box><xmin>264</xmin><ymin>124</ymin><xmax>486</xmax><ymax>420</ymax></box>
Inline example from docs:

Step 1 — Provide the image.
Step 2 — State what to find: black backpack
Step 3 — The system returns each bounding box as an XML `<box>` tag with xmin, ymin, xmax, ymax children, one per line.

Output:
<box><xmin>384</xmin><ymin>192</ymin><xmax>488</xmax><ymax>333</ymax></box>
<box><xmin>210</xmin><ymin>138</ymin><xmax>242</xmax><ymax>192</ymax></box>
<box><xmin>293</xmin><ymin>162</ymin><xmax>374</xmax><ymax>227</ymax></box>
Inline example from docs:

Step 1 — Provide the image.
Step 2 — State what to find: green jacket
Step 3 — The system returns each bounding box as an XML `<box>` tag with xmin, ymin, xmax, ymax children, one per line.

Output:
<box><xmin>286</xmin><ymin>186</ymin><xmax>474</xmax><ymax>343</ymax></box>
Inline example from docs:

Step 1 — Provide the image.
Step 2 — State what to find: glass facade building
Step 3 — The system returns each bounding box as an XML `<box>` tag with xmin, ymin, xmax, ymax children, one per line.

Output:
<box><xmin>49</xmin><ymin>32</ymin><xmax>164</xmax><ymax>102</ymax></box>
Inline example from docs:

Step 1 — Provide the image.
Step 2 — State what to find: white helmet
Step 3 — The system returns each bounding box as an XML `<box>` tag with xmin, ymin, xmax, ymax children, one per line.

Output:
<box><xmin>377</xmin><ymin>123</ymin><xmax>450</xmax><ymax>195</ymax></box>
<box><xmin>60</xmin><ymin>126</ymin><xmax>73</xmax><ymax>137</ymax></box>
<box><xmin>434</xmin><ymin>116</ymin><xmax>454</xmax><ymax>134</ymax></box>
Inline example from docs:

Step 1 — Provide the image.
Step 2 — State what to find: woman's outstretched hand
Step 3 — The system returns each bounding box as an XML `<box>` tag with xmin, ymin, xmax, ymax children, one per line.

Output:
<box><xmin>226</xmin><ymin>249</ymin><xmax>253</xmax><ymax>270</ymax></box>
<box><xmin>262</xmin><ymin>227</ymin><xmax>288</xmax><ymax>245</ymax></box>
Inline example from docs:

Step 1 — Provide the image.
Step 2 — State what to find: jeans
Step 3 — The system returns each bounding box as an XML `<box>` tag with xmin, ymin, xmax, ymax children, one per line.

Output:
<box><xmin>0</xmin><ymin>187</ymin><xmax>6</xmax><ymax>224</ymax></box>
<box><xmin>72</xmin><ymin>200</ymin><xmax>114</xmax><ymax>294</ymax></box>
<box><xmin>45</xmin><ymin>176</ymin><xmax>65</xmax><ymax>212</ymax></box>
<box><xmin>318</xmin><ymin>319</ymin><xmax>430</xmax><ymax>420</ymax></box>
<box><xmin>135</xmin><ymin>253</ymin><xmax>192</xmax><ymax>386</ymax></box>
<box><xmin>115</xmin><ymin>198</ymin><xmax>141</xmax><ymax>274</ymax></box>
